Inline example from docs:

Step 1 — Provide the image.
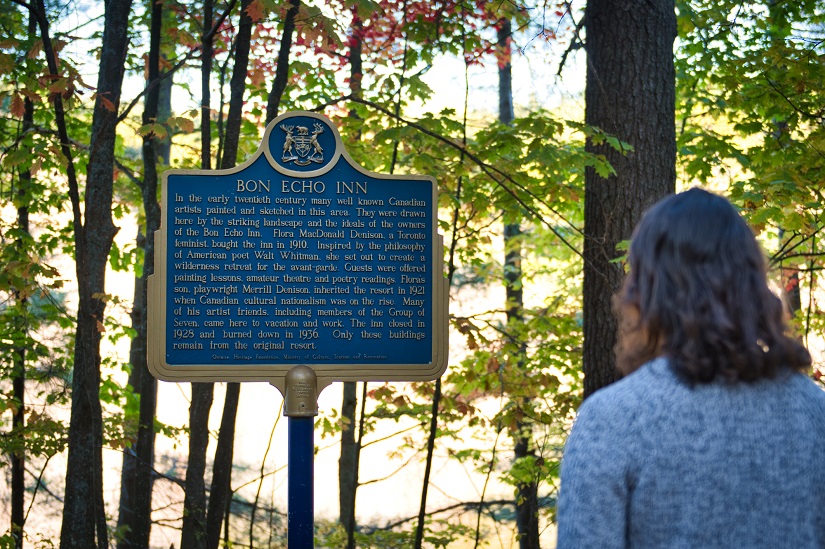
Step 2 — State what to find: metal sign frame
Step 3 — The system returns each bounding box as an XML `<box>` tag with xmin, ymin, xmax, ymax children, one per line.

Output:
<box><xmin>147</xmin><ymin>111</ymin><xmax>448</xmax><ymax>392</ymax></box>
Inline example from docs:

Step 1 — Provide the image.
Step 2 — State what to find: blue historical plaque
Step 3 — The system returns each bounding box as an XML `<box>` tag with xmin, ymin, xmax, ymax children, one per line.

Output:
<box><xmin>148</xmin><ymin>112</ymin><xmax>448</xmax><ymax>388</ymax></box>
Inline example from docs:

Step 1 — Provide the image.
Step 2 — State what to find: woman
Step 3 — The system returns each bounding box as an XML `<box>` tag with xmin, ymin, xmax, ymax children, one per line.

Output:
<box><xmin>557</xmin><ymin>188</ymin><xmax>825</xmax><ymax>548</ymax></box>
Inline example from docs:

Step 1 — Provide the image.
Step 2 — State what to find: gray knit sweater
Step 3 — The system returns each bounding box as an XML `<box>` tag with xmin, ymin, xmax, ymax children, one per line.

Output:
<box><xmin>557</xmin><ymin>357</ymin><xmax>825</xmax><ymax>548</ymax></box>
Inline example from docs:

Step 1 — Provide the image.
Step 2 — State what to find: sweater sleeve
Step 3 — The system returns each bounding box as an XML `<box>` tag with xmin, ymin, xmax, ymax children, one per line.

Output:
<box><xmin>556</xmin><ymin>394</ymin><xmax>634</xmax><ymax>549</ymax></box>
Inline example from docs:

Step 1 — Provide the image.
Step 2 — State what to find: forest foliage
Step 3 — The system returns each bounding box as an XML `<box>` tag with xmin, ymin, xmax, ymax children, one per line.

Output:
<box><xmin>0</xmin><ymin>0</ymin><xmax>823</xmax><ymax>547</ymax></box>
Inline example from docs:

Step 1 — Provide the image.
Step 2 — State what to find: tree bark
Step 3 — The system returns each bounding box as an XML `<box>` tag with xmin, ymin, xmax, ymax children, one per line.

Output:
<box><xmin>116</xmin><ymin>0</ymin><xmax>163</xmax><ymax>545</ymax></box>
<box><xmin>11</xmin><ymin>300</ymin><xmax>26</xmax><ymax>549</ymax></box>
<box><xmin>10</xmin><ymin>16</ymin><xmax>36</xmax><ymax>548</ymax></box>
<box><xmin>338</xmin><ymin>382</ymin><xmax>357</xmax><ymax>527</ymax></box>
<box><xmin>155</xmin><ymin>9</ymin><xmax>175</xmax><ymax>167</ymax></box>
<box><xmin>54</xmin><ymin>0</ymin><xmax>133</xmax><ymax>547</ymax></box>
<box><xmin>179</xmin><ymin>0</ymin><xmax>223</xmax><ymax>541</ymax></box>
<box><xmin>582</xmin><ymin>0</ymin><xmax>676</xmax><ymax>398</ymax></box>
<box><xmin>221</xmin><ymin>0</ymin><xmax>253</xmax><ymax>170</ymax></box>
<box><xmin>265</xmin><ymin>0</ymin><xmax>300</xmax><ymax>124</ymax></box>
<box><xmin>180</xmin><ymin>383</ymin><xmax>214</xmax><ymax>549</ymax></box>
<box><xmin>201</xmin><ymin>2</ymin><xmax>254</xmax><ymax>542</ymax></box>
<box><xmin>179</xmin><ymin>2</ymin><xmax>215</xmax><ymax>543</ymax></box>
<box><xmin>201</xmin><ymin>0</ymin><xmax>213</xmax><ymax>170</ymax></box>
<box><xmin>414</xmin><ymin>379</ymin><xmax>441</xmax><ymax>549</ymax></box>
<box><xmin>497</xmin><ymin>18</ymin><xmax>540</xmax><ymax>548</ymax></box>
<box><xmin>205</xmin><ymin>383</ymin><xmax>239</xmax><ymax>549</ymax></box>
<box><xmin>339</xmin><ymin>11</ymin><xmax>364</xmax><ymax>542</ymax></box>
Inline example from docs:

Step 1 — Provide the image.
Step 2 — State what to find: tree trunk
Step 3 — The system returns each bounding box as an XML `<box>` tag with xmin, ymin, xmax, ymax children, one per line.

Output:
<box><xmin>265</xmin><ymin>0</ymin><xmax>300</xmax><ymax>124</ymax></box>
<box><xmin>221</xmin><ymin>0</ymin><xmax>253</xmax><ymax>170</ymax></box>
<box><xmin>155</xmin><ymin>32</ymin><xmax>174</xmax><ymax>165</ymax></box>
<box><xmin>205</xmin><ymin>383</ymin><xmax>239</xmax><ymax>549</ymax></box>
<box><xmin>179</xmin><ymin>0</ymin><xmax>223</xmax><ymax>541</ymax></box>
<box><xmin>338</xmin><ymin>382</ymin><xmax>357</xmax><ymax>527</ymax></box>
<box><xmin>11</xmin><ymin>304</ymin><xmax>26</xmax><ymax>549</ymax></box>
<box><xmin>497</xmin><ymin>18</ymin><xmax>540</xmax><ymax>548</ymax></box>
<box><xmin>180</xmin><ymin>383</ymin><xmax>214</xmax><ymax>549</ymax></box>
<box><xmin>10</xmin><ymin>17</ymin><xmax>36</xmax><ymax>546</ymax></box>
<box><xmin>339</xmin><ymin>11</ymin><xmax>363</xmax><ymax>542</ymax></box>
<box><xmin>202</xmin><ymin>2</ymin><xmax>254</xmax><ymax>542</ymax></box>
<box><xmin>116</xmin><ymin>0</ymin><xmax>163</xmax><ymax>545</ymax></box>
<box><xmin>55</xmin><ymin>0</ymin><xmax>133</xmax><ymax>547</ymax></box>
<box><xmin>582</xmin><ymin>0</ymin><xmax>676</xmax><ymax>398</ymax></box>
<box><xmin>200</xmin><ymin>0</ymin><xmax>213</xmax><ymax>170</ymax></box>
<box><xmin>414</xmin><ymin>379</ymin><xmax>441</xmax><ymax>549</ymax></box>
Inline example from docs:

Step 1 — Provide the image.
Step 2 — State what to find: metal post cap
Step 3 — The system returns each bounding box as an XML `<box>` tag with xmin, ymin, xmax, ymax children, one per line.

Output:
<box><xmin>284</xmin><ymin>365</ymin><xmax>319</xmax><ymax>417</ymax></box>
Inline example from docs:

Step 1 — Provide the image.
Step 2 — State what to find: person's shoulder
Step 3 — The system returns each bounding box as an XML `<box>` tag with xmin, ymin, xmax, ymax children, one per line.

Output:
<box><xmin>786</xmin><ymin>373</ymin><xmax>825</xmax><ymax>413</ymax></box>
<box><xmin>576</xmin><ymin>358</ymin><xmax>672</xmax><ymax>426</ymax></box>
<box><xmin>582</xmin><ymin>358</ymin><xmax>672</xmax><ymax>407</ymax></box>
<box><xmin>788</xmin><ymin>372</ymin><xmax>825</xmax><ymax>395</ymax></box>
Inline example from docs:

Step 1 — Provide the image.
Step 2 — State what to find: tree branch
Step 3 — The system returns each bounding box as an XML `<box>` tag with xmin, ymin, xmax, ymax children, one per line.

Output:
<box><xmin>116</xmin><ymin>0</ymin><xmax>239</xmax><ymax>124</ymax></box>
<box><xmin>315</xmin><ymin>95</ymin><xmax>584</xmax><ymax>258</ymax></box>
<box><xmin>30</xmin><ymin>0</ymin><xmax>84</xmax><ymax>242</ymax></box>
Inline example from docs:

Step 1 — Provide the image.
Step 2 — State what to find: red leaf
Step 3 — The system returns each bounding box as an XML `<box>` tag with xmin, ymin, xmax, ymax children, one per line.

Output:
<box><xmin>248</xmin><ymin>66</ymin><xmax>267</xmax><ymax>88</ymax></box>
<box><xmin>245</xmin><ymin>0</ymin><xmax>265</xmax><ymax>22</ymax></box>
<box><xmin>98</xmin><ymin>95</ymin><xmax>116</xmax><ymax>112</ymax></box>
<box><xmin>21</xmin><ymin>89</ymin><xmax>41</xmax><ymax>103</ymax></box>
<box><xmin>27</xmin><ymin>39</ymin><xmax>43</xmax><ymax>59</ymax></box>
<box><xmin>10</xmin><ymin>93</ymin><xmax>25</xmax><ymax>119</ymax></box>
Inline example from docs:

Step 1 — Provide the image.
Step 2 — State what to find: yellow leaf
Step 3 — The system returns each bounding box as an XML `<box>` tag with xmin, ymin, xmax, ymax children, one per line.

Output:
<box><xmin>174</xmin><ymin>116</ymin><xmax>195</xmax><ymax>133</ymax></box>
<box><xmin>30</xmin><ymin>157</ymin><xmax>42</xmax><ymax>175</ymax></box>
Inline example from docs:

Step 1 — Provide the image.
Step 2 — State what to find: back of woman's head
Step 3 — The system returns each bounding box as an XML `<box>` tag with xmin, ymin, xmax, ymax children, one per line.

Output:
<box><xmin>616</xmin><ymin>187</ymin><xmax>811</xmax><ymax>382</ymax></box>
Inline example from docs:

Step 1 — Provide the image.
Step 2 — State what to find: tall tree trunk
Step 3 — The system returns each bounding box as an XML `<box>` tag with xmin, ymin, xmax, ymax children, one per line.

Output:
<box><xmin>205</xmin><ymin>384</ymin><xmax>239</xmax><ymax>549</ymax></box>
<box><xmin>155</xmin><ymin>44</ymin><xmax>174</xmax><ymax>164</ymax></box>
<box><xmin>497</xmin><ymin>18</ymin><xmax>540</xmax><ymax>548</ymax></box>
<box><xmin>202</xmin><ymin>1</ymin><xmax>254</xmax><ymax>543</ymax></box>
<box><xmin>180</xmin><ymin>1</ymin><xmax>218</xmax><ymax>543</ymax></box>
<box><xmin>155</xmin><ymin>1</ymin><xmax>176</xmax><ymax>167</ymax></box>
<box><xmin>220</xmin><ymin>0</ymin><xmax>253</xmax><ymax>169</ymax></box>
<box><xmin>338</xmin><ymin>382</ymin><xmax>357</xmax><ymax>527</ymax></box>
<box><xmin>339</xmin><ymin>10</ymin><xmax>363</xmax><ymax>543</ymax></box>
<box><xmin>201</xmin><ymin>0</ymin><xmax>214</xmax><ymax>171</ymax></box>
<box><xmin>582</xmin><ymin>0</ymin><xmax>676</xmax><ymax>398</ymax></box>
<box><xmin>10</xmin><ymin>16</ymin><xmax>36</xmax><ymax>548</ymax></box>
<box><xmin>414</xmin><ymin>379</ymin><xmax>441</xmax><ymax>549</ymax></box>
<box><xmin>180</xmin><ymin>384</ymin><xmax>214</xmax><ymax>549</ymax></box>
<box><xmin>116</xmin><ymin>0</ymin><xmax>163</xmax><ymax>545</ymax></box>
<box><xmin>11</xmin><ymin>274</ymin><xmax>27</xmax><ymax>549</ymax></box>
<box><xmin>49</xmin><ymin>0</ymin><xmax>133</xmax><ymax>547</ymax></box>
<box><xmin>265</xmin><ymin>0</ymin><xmax>300</xmax><ymax>124</ymax></box>
<box><xmin>10</xmin><ymin>293</ymin><xmax>26</xmax><ymax>549</ymax></box>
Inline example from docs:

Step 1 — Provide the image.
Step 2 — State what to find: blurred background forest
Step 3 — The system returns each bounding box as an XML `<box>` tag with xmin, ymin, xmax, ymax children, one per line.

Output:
<box><xmin>1</xmin><ymin>0</ymin><xmax>824</xmax><ymax>547</ymax></box>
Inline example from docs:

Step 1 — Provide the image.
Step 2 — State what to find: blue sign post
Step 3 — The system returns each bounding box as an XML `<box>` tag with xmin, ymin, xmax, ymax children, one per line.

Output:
<box><xmin>148</xmin><ymin>111</ymin><xmax>448</xmax><ymax>545</ymax></box>
<box><xmin>284</xmin><ymin>365</ymin><xmax>317</xmax><ymax>548</ymax></box>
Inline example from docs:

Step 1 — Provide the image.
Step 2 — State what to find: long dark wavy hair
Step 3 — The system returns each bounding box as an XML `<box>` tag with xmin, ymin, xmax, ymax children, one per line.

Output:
<box><xmin>615</xmin><ymin>187</ymin><xmax>811</xmax><ymax>383</ymax></box>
